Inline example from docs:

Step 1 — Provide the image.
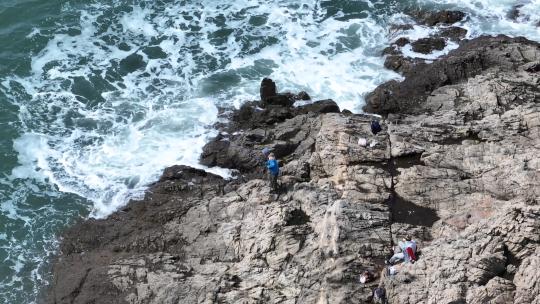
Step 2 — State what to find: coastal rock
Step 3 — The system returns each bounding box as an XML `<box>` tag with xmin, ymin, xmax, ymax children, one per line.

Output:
<box><xmin>384</xmin><ymin>56</ymin><xmax>425</xmax><ymax>75</ymax></box>
<box><xmin>260</xmin><ymin>77</ymin><xmax>277</xmax><ymax>100</ymax></box>
<box><xmin>438</xmin><ymin>26</ymin><xmax>468</xmax><ymax>41</ymax></box>
<box><xmin>47</xmin><ymin>35</ymin><xmax>540</xmax><ymax>304</ymax></box>
<box><xmin>413</xmin><ymin>10</ymin><xmax>466</xmax><ymax>26</ymax></box>
<box><xmin>200</xmin><ymin>99</ymin><xmax>340</xmax><ymax>174</ymax></box>
<box><xmin>411</xmin><ymin>37</ymin><xmax>446</xmax><ymax>54</ymax></box>
<box><xmin>371</xmin><ymin>34</ymin><xmax>540</xmax><ymax>304</ymax></box>
<box><xmin>364</xmin><ymin>35</ymin><xmax>540</xmax><ymax>114</ymax></box>
<box><xmin>47</xmin><ymin>111</ymin><xmax>395</xmax><ymax>304</ymax></box>
<box><xmin>394</xmin><ymin>37</ymin><xmax>410</xmax><ymax>47</ymax></box>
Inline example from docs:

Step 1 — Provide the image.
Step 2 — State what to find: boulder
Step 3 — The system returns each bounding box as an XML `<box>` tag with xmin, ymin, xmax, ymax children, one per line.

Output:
<box><xmin>394</xmin><ymin>37</ymin><xmax>410</xmax><ymax>47</ymax></box>
<box><xmin>259</xmin><ymin>77</ymin><xmax>276</xmax><ymax>100</ymax></box>
<box><xmin>438</xmin><ymin>26</ymin><xmax>468</xmax><ymax>41</ymax></box>
<box><xmin>295</xmin><ymin>99</ymin><xmax>340</xmax><ymax>115</ymax></box>
<box><xmin>384</xmin><ymin>55</ymin><xmax>425</xmax><ymax>75</ymax></box>
<box><xmin>411</xmin><ymin>37</ymin><xmax>446</xmax><ymax>54</ymax></box>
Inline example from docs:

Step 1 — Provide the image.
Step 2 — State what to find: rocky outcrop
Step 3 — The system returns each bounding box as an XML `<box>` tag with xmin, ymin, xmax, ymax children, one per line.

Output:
<box><xmin>46</xmin><ymin>34</ymin><xmax>540</xmax><ymax>304</ymax></box>
<box><xmin>410</xmin><ymin>37</ymin><xmax>446</xmax><ymax>54</ymax></box>
<box><xmin>372</xmin><ymin>35</ymin><xmax>540</xmax><ymax>303</ymax></box>
<box><xmin>384</xmin><ymin>9</ymin><xmax>469</xmax><ymax>77</ymax></box>
<box><xmin>411</xmin><ymin>10</ymin><xmax>466</xmax><ymax>26</ymax></box>
<box><xmin>47</xmin><ymin>104</ymin><xmax>396</xmax><ymax>304</ymax></box>
<box><xmin>367</xmin><ymin>35</ymin><xmax>540</xmax><ymax>115</ymax></box>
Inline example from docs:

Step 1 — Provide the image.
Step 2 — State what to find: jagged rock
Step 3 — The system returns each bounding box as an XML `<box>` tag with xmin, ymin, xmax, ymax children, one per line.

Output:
<box><xmin>260</xmin><ymin>77</ymin><xmax>276</xmax><ymax>100</ymax></box>
<box><xmin>394</xmin><ymin>37</ymin><xmax>410</xmax><ymax>47</ymax></box>
<box><xmin>47</xmin><ymin>111</ymin><xmax>395</xmax><ymax>304</ymax></box>
<box><xmin>382</xmin><ymin>46</ymin><xmax>400</xmax><ymax>56</ymax></box>
<box><xmin>411</xmin><ymin>37</ymin><xmax>446</xmax><ymax>54</ymax></box>
<box><xmin>384</xmin><ymin>56</ymin><xmax>425</xmax><ymax>75</ymax></box>
<box><xmin>294</xmin><ymin>91</ymin><xmax>311</xmax><ymax>101</ymax></box>
<box><xmin>263</xmin><ymin>94</ymin><xmax>295</xmax><ymax>107</ymax></box>
<box><xmin>200</xmin><ymin>100</ymin><xmax>340</xmax><ymax>174</ymax></box>
<box><xmin>412</xmin><ymin>10</ymin><xmax>466</xmax><ymax>26</ymax></box>
<box><xmin>438</xmin><ymin>26</ymin><xmax>468</xmax><ymax>41</ymax></box>
<box><xmin>295</xmin><ymin>99</ymin><xmax>340</xmax><ymax>115</ymax></box>
<box><xmin>371</xmin><ymin>35</ymin><xmax>540</xmax><ymax>304</ymax></box>
<box><xmin>364</xmin><ymin>35</ymin><xmax>540</xmax><ymax>115</ymax></box>
<box><xmin>119</xmin><ymin>53</ymin><xmax>146</xmax><ymax>74</ymax></box>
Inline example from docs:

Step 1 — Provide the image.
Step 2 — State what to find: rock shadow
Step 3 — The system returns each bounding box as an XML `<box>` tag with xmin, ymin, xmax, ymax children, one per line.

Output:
<box><xmin>389</xmin><ymin>194</ymin><xmax>439</xmax><ymax>227</ymax></box>
<box><xmin>285</xmin><ymin>209</ymin><xmax>311</xmax><ymax>226</ymax></box>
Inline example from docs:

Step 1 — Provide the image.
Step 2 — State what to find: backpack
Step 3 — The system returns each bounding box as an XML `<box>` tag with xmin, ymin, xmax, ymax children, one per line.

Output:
<box><xmin>373</xmin><ymin>287</ymin><xmax>387</xmax><ymax>303</ymax></box>
<box><xmin>371</xmin><ymin>120</ymin><xmax>382</xmax><ymax>135</ymax></box>
<box><xmin>406</xmin><ymin>246</ymin><xmax>417</xmax><ymax>263</ymax></box>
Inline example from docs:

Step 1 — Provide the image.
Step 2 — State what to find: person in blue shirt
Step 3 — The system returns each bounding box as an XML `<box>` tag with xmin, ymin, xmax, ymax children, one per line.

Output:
<box><xmin>266</xmin><ymin>152</ymin><xmax>279</xmax><ymax>192</ymax></box>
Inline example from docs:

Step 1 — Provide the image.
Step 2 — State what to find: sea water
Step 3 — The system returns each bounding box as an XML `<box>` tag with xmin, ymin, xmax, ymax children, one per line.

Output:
<box><xmin>0</xmin><ymin>0</ymin><xmax>539</xmax><ymax>302</ymax></box>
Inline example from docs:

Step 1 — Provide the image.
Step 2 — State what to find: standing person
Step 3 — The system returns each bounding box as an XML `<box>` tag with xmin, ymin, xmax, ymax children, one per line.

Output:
<box><xmin>266</xmin><ymin>153</ymin><xmax>279</xmax><ymax>192</ymax></box>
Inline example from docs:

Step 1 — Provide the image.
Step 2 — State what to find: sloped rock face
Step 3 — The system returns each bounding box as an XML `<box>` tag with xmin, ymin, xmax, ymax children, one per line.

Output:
<box><xmin>46</xmin><ymin>108</ymin><xmax>396</xmax><ymax>304</ymax></box>
<box><xmin>367</xmin><ymin>35</ymin><xmax>540</xmax><ymax>115</ymax></box>
<box><xmin>46</xmin><ymin>35</ymin><xmax>540</xmax><ymax>304</ymax></box>
<box><xmin>374</xmin><ymin>35</ymin><xmax>540</xmax><ymax>304</ymax></box>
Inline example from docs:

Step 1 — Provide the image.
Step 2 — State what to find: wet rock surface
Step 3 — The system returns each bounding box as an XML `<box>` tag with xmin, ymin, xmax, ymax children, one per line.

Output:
<box><xmin>384</xmin><ymin>10</ymin><xmax>469</xmax><ymax>77</ymax></box>
<box><xmin>412</xmin><ymin>9</ymin><xmax>466</xmax><ymax>26</ymax></box>
<box><xmin>46</xmin><ymin>34</ymin><xmax>540</xmax><ymax>304</ymax></box>
<box><xmin>410</xmin><ymin>37</ymin><xmax>446</xmax><ymax>54</ymax></box>
<box><xmin>366</xmin><ymin>35</ymin><xmax>540</xmax><ymax>115</ymax></box>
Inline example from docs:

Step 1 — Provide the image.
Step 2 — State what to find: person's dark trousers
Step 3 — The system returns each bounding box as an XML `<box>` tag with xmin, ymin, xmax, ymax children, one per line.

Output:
<box><xmin>269</xmin><ymin>173</ymin><xmax>278</xmax><ymax>191</ymax></box>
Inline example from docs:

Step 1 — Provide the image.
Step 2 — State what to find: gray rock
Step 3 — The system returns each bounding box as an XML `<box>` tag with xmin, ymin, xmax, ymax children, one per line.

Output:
<box><xmin>46</xmin><ymin>36</ymin><xmax>540</xmax><ymax>304</ymax></box>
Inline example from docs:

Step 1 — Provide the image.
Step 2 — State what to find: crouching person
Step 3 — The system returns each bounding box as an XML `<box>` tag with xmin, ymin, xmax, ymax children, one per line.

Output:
<box><xmin>387</xmin><ymin>235</ymin><xmax>417</xmax><ymax>264</ymax></box>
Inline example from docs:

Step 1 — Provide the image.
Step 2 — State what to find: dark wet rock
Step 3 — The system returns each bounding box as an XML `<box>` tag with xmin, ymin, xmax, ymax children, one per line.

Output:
<box><xmin>364</xmin><ymin>35</ymin><xmax>540</xmax><ymax>115</ymax></box>
<box><xmin>294</xmin><ymin>91</ymin><xmax>311</xmax><ymax>101</ymax></box>
<box><xmin>230</xmin><ymin>102</ymin><xmax>294</xmax><ymax>130</ymax></box>
<box><xmin>523</xmin><ymin>61</ymin><xmax>540</xmax><ymax>72</ymax></box>
<box><xmin>295</xmin><ymin>99</ymin><xmax>340</xmax><ymax>115</ymax></box>
<box><xmin>437</xmin><ymin>26</ymin><xmax>468</xmax><ymax>41</ymax></box>
<box><xmin>384</xmin><ymin>55</ymin><xmax>425</xmax><ymax>75</ymax></box>
<box><xmin>263</xmin><ymin>93</ymin><xmax>295</xmax><ymax>107</ymax></box>
<box><xmin>119</xmin><ymin>53</ymin><xmax>146</xmax><ymax>74</ymax></box>
<box><xmin>142</xmin><ymin>46</ymin><xmax>167</xmax><ymax>59</ymax></box>
<box><xmin>394</xmin><ymin>37</ymin><xmax>410</xmax><ymax>47</ymax></box>
<box><xmin>411</xmin><ymin>37</ymin><xmax>446</xmax><ymax>54</ymax></box>
<box><xmin>259</xmin><ymin>77</ymin><xmax>276</xmax><ymax>100</ymax></box>
<box><xmin>413</xmin><ymin>10</ymin><xmax>466</xmax><ymax>26</ymax></box>
<box><xmin>71</xmin><ymin>76</ymin><xmax>105</xmax><ymax>104</ymax></box>
<box><xmin>200</xmin><ymin>99</ymin><xmax>339</xmax><ymax>173</ymax></box>
<box><xmin>382</xmin><ymin>46</ymin><xmax>400</xmax><ymax>56</ymax></box>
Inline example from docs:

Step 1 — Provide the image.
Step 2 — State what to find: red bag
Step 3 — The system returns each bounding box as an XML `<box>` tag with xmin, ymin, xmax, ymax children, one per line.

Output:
<box><xmin>406</xmin><ymin>246</ymin><xmax>417</xmax><ymax>262</ymax></box>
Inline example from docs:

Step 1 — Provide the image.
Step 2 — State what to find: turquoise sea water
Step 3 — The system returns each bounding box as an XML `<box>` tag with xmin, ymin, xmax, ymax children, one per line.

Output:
<box><xmin>0</xmin><ymin>0</ymin><xmax>539</xmax><ymax>302</ymax></box>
